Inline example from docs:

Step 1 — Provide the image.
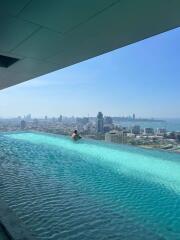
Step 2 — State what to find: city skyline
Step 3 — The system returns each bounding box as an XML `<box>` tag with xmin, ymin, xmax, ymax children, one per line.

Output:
<box><xmin>0</xmin><ymin>110</ymin><xmax>179</xmax><ymax>152</ymax></box>
<box><xmin>0</xmin><ymin>28</ymin><xmax>180</xmax><ymax>118</ymax></box>
<box><xmin>0</xmin><ymin>113</ymin><xmax>178</xmax><ymax>120</ymax></box>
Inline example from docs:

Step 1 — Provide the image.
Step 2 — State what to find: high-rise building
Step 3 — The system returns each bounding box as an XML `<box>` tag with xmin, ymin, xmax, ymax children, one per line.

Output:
<box><xmin>96</xmin><ymin>112</ymin><xmax>104</xmax><ymax>133</ymax></box>
<box><xmin>20</xmin><ymin>120</ymin><xmax>26</xmax><ymax>130</ymax></box>
<box><xmin>144</xmin><ymin>128</ymin><xmax>154</xmax><ymax>135</ymax></box>
<box><xmin>33</xmin><ymin>119</ymin><xmax>38</xmax><ymax>128</ymax></box>
<box><xmin>156</xmin><ymin>128</ymin><xmax>166</xmax><ymax>135</ymax></box>
<box><xmin>133</xmin><ymin>113</ymin><xmax>135</xmax><ymax>120</ymax></box>
<box><xmin>131</xmin><ymin>125</ymin><xmax>140</xmax><ymax>135</ymax></box>
<box><xmin>58</xmin><ymin>115</ymin><xmax>62</xmax><ymax>122</ymax></box>
<box><xmin>17</xmin><ymin>116</ymin><xmax>21</xmax><ymax>120</ymax></box>
<box><xmin>105</xmin><ymin>130</ymin><xmax>128</xmax><ymax>144</ymax></box>
<box><xmin>76</xmin><ymin>117</ymin><xmax>89</xmax><ymax>125</ymax></box>
<box><xmin>25</xmin><ymin>114</ymin><xmax>31</xmax><ymax>121</ymax></box>
<box><xmin>104</xmin><ymin>116</ymin><xmax>113</xmax><ymax>133</ymax></box>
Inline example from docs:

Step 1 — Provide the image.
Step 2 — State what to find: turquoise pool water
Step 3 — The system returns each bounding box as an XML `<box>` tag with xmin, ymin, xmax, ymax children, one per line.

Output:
<box><xmin>0</xmin><ymin>132</ymin><xmax>180</xmax><ymax>240</ymax></box>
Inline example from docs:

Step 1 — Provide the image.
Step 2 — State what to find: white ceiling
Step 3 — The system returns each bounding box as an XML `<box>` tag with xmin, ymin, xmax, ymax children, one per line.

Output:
<box><xmin>0</xmin><ymin>0</ymin><xmax>180</xmax><ymax>90</ymax></box>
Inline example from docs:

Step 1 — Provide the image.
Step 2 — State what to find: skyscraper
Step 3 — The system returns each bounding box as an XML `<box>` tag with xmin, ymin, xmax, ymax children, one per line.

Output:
<box><xmin>105</xmin><ymin>130</ymin><xmax>127</xmax><ymax>144</ymax></box>
<box><xmin>33</xmin><ymin>119</ymin><xmax>38</xmax><ymax>128</ymax></box>
<box><xmin>20</xmin><ymin>120</ymin><xmax>26</xmax><ymax>130</ymax></box>
<box><xmin>24</xmin><ymin>114</ymin><xmax>31</xmax><ymax>121</ymax></box>
<box><xmin>96</xmin><ymin>112</ymin><xmax>104</xmax><ymax>133</ymax></box>
<box><xmin>131</xmin><ymin>125</ymin><xmax>140</xmax><ymax>135</ymax></box>
<box><xmin>58</xmin><ymin>115</ymin><xmax>62</xmax><ymax>122</ymax></box>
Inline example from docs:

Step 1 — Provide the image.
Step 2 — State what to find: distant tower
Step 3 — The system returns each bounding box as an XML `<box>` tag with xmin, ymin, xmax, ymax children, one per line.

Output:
<box><xmin>33</xmin><ymin>119</ymin><xmax>38</xmax><ymax>128</ymax></box>
<box><xmin>20</xmin><ymin>120</ymin><xmax>26</xmax><ymax>130</ymax></box>
<box><xmin>25</xmin><ymin>114</ymin><xmax>31</xmax><ymax>121</ymax></box>
<box><xmin>96</xmin><ymin>112</ymin><xmax>104</xmax><ymax>133</ymax></box>
<box><xmin>58</xmin><ymin>115</ymin><xmax>62</xmax><ymax>122</ymax></box>
<box><xmin>131</xmin><ymin>125</ymin><xmax>140</xmax><ymax>135</ymax></box>
<box><xmin>133</xmin><ymin>113</ymin><xmax>135</xmax><ymax>120</ymax></box>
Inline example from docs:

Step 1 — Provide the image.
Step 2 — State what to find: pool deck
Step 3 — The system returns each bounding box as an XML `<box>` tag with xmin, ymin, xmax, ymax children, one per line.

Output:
<box><xmin>0</xmin><ymin>199</ymin><xmax>37</xmax><ymax>240</ymax></box>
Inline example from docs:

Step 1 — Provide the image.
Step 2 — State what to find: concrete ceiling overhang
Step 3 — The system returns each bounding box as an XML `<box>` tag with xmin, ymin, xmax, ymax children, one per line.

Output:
<box><xmin>0</xmin><ymin>0</ymin><xmax>180</xmax><ymax>90</ymax></box>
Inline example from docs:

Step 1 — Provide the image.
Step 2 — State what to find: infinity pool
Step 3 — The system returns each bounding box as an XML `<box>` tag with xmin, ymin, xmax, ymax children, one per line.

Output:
<box><xmin>0</xmin><ymin>132</ymin><xmax>180</xmax><ymax>240</ymax></box>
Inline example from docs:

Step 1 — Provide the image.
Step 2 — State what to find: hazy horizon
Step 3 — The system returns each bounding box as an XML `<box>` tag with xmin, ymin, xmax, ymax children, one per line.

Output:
<box><xmin>1</xmin><ymin>115</ymin><xmax>180</xmax><ymax>120</ymax></box>
<box><xmin>0</xmin><ymin>27</ymin><xmax>180</xmax><ymax>118</ymax></box>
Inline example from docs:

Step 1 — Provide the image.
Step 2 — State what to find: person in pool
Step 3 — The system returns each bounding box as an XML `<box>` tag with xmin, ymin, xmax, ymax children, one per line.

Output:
<box><xmin>71</xmin><ymin>130</ymin><xmax>82</xmax><ymax>141</ymax></box>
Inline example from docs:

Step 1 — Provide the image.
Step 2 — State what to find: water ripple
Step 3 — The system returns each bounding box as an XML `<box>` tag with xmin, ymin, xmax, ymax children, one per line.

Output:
<box><xmin>0</xmin><ymin>133</ymin><xmax>180</xmax><ymax>240</ymax></box>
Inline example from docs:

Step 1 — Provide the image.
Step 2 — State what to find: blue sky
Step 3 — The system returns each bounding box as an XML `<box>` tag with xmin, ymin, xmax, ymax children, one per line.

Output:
<box><xmin>0</xmin><ymin>27</ymin><xmax>180</xmax><ymax>118</ymax></box>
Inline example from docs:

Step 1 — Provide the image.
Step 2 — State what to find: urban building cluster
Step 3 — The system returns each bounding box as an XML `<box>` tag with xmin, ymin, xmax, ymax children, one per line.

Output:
<box><xmin>0</xmin><ymin>113</ymin><xmax>180</xmax><ymax>153</ymax></box>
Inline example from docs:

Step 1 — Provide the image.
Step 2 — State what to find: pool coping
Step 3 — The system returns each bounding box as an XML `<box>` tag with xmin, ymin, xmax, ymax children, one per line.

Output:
<box><xmin>0</xmin><ymin>198</ymin><xmax>38</xmax><ymax>240</ymax></box>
